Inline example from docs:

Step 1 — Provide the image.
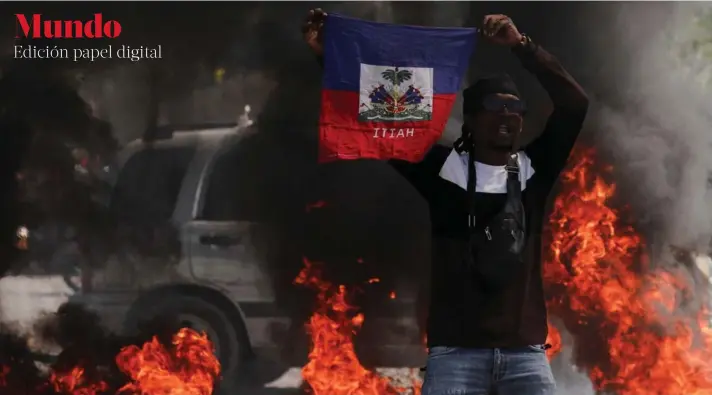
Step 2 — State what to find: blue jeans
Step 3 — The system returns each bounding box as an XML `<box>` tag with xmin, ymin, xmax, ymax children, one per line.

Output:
<box><xmin>422</xmin><ymin>346</ymin><xmax>556</xmax><ymax>395</ymax></box>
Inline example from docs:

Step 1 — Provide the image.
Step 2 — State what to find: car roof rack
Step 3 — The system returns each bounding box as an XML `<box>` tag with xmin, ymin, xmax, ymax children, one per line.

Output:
<box><xmin>149</xmin><ymin>122</ymin><xmax>239</xmax><ymax>140</ymax></box>
<box><xmin>150</xmin><ymin>104</ymin><xmax>254</xmax><ymax>140</ymax></box>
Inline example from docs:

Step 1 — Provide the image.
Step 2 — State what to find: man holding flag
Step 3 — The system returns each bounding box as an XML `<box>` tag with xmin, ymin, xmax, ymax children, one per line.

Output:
<box><xmin>304</xmin><ymin>9</ymin><xmax>588</xmax><ymax>395</ymax></box>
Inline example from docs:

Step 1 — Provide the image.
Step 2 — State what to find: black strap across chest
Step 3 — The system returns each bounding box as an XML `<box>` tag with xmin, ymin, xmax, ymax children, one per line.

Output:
<box><xmin>458</xmin><ymin>149</ymin><xmax>524</xmax><ymax>231</ymax></box>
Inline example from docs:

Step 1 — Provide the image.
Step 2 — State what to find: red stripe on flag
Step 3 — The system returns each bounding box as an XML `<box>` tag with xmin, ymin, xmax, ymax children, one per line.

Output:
<box><xmin>318</xmin><ymin>90</ymin><xmax>456</xmax><ymax>163</ymax></box>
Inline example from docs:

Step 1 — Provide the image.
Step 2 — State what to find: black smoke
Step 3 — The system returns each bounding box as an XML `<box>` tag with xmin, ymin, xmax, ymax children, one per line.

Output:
<box><xmin>0</xmin><ymin>302</ymin><xmax>188</xmax><ymax>395</ymax></box>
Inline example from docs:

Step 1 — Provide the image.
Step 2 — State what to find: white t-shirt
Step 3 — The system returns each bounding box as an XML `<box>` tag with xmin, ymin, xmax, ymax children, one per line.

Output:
<box><xmin>438</xmin><ymin>149</ymin><xmax>535</xmax><ymax>193</ymax></box>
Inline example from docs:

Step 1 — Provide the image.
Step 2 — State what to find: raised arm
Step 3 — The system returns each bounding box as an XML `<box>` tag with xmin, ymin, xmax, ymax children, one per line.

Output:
<box><xmin>517</xmin><ymin>37</ymin><xmax>589</xmax><ymax>184</ymax></box>
<box><xmin>478</xmin><ymin>15</ymin><xmax>589</xmax><ymax>183</ymax></box>
<box><xmin>302</xmin><ymin>9</ymin><xmax>327</xmax><ymax>68</ymax></box>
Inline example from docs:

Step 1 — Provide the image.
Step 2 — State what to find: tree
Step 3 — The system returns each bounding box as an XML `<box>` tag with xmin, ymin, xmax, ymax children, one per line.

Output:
<box><xmin>381</xmin><ymin>68</ymin><xmax>413</xmax><ymax>86</ymax></box>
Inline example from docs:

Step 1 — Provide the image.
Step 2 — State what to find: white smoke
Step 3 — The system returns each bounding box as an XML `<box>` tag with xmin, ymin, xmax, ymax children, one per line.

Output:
<box><xmin>584</xmin><ymin>3</ymin><xmax>712</xmax><ymax>253</ymax></box>
<box><xmin>551</xmin><ymin>4</ymin><xmax>712</xmax><ymax>393</ymax></box>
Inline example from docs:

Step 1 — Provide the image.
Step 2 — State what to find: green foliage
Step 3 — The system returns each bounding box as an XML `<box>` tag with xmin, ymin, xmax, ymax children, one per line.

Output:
<box><xmin>694</xmin><ymin>10</ymin><xmax>712</xmax><ymax>59</ymax></box>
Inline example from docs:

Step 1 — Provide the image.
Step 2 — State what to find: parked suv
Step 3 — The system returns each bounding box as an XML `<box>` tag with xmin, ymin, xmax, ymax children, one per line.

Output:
<box><xmin>72</xmin><ymin>110</ymin><xmax>426</xmax><ymax>385</ymax></box>
<box><xmin>73</xmin><ymin>114</ymin><xmax>279</xmax><ymax>378</ymax></box>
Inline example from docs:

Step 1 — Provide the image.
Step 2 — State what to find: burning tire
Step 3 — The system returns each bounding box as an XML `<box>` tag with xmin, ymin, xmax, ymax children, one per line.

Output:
<box><xmin>123</xmin><ymin>292</ymin><xmax>249</xmax><ymax>386</ymax></box>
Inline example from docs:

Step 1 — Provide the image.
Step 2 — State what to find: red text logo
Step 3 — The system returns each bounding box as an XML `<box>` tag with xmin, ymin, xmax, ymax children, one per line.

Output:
<box><xmin>15</xmin><ymin>13</ymin><xmax>122</xmax><ymax>39</ymax></box>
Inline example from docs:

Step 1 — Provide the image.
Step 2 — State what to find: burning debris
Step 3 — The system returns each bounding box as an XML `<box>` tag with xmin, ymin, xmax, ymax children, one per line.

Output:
<box><xmin>294</xmin><ymin>257</ymin><xmax>421</xmax><ymax>395</ymax></box>
<box><xmin>0</xmin><ymin>303</ymin><xmax>221</xmax><ymax>395</ymax></box>
<box><xmin>544</xmin><ymin>147</ymin><xmax>712</xmax><ymax>395</ymax></box>
<box><xmin>113</xmin><ymin>328</ymin><xmax>220</xmax><ymax>395</ymax></box>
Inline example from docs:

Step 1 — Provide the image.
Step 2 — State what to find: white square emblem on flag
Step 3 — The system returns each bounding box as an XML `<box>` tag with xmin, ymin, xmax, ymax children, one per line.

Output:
<box><xmin>358</xmin><ymin>63</ymin><xmax>434</xmax><ymax>122</ymax></box>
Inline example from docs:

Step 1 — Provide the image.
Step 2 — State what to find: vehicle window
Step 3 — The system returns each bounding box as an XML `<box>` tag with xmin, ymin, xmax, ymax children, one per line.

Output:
<box><xmin>111</xmin><ymin>146</ymin><xmax>196</xmax><ymax>222</ymax></box>
<box><xmin>201</xmin><ymin>141</ymin><xmax>262</xmax><ymax>221</ymax></box>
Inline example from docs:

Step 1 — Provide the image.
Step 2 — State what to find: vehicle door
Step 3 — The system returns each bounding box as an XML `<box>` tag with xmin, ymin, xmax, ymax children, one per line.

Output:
<box><xmin>96</xmin><ymin>145</ymin><xmax>197</xmax><ymax>289</ymax></box>
<box><xmin>185</xmin><ymin>138</ymin><xmax>274</xmax><ymax>302</ymax></box>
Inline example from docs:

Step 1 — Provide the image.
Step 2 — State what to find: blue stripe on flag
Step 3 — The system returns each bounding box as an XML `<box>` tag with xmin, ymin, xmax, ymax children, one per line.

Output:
<box><xmin>322</xmin><ymin>14</ymin><xmax>476</xmax><ymax>93</ymax></box>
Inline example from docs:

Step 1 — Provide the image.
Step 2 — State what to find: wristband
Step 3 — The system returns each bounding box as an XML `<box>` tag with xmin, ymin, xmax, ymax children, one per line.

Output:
<box><xmin>512</xmin><ymin>34</ymin><xmax>535</xmax><ymax>53</ymax></box>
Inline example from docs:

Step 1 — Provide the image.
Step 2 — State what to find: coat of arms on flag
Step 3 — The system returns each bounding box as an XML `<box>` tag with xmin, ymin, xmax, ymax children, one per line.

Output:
<box><xmin>318</xmin><ymin>14</ymin><xmax>476</xmax><ymax>163</ymax></box>
<box><xmin>359</xmin><ymin>64</ymin><xmax>433</xmax><ymax>122</ymax></box>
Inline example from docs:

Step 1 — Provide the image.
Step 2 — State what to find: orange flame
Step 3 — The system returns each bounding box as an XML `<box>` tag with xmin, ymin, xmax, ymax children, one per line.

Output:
<box><xmin>294</xmin><ymin>257</ymin><xmax>419</xmax><ymax>395</ymax></box>
<box><xmin>115</xmin><ymin>328</ymin><xmax>221</xmax><ymax>395</ymax></box>
<box><xmin>50</xmin><ymin>367</ymin><xmax>108</xmax><ymax>395</ymax></box>
<box><xmin>544</xmin><ymin>147</ymin><xmax>712</xmax><ymax>395</ymax></box>
<box><xmin>1</xmin><ymin>327</ymin><xmax>219</xmax><ymax>395</ymax></box>
<box><xmin>545</xmin><ymin>322</ymin><xmax>562</xmax><ymax>361</ymax></box>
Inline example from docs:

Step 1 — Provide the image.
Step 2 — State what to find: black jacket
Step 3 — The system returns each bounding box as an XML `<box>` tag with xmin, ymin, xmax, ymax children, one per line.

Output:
<box><xmin>391</xmin><ymin>39</ymin><xmax>589</xmax><ymax>348</ymax></box>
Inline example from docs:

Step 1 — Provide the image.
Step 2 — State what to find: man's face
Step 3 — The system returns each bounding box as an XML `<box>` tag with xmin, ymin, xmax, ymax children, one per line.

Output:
<box><xmin>466</xmin><ymin>93</ymin><xmax>525</xmax><ymax>150</ymax></box>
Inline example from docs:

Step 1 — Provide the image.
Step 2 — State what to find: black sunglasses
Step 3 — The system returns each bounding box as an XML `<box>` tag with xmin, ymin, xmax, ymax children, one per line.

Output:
<box><xmin>480</xmin><ymin>95</ymin><xmax>527</xmax><ymax>114</ymax></box>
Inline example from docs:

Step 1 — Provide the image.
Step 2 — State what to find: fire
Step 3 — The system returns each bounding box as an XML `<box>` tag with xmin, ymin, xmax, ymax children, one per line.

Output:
<box><xmin>294</xmin><ymin>257</ymin><xmax>418</xmax><ymax>395</ymax></box>
<box><xmin>50</xmin><ymin>367</ymin><xmax>108</xmax><ymax>395</ymax></box>
<box><xmin>544</xmin><ymin>147</ymin><xmax>712</xmax><ymax>395</ymax></box>
<box><xmin>1</xmin><ymin>327</ymin><xmax>220</xmax><ymax>395</ymax></box>
<box><xmin>115</xmin><ymin>327</ymin><xmax>221</xmax><ymax>395</ymax></box>
<box><xmin>545</xmin><ymin>321</ymin><xmax>561</xmax><ymax>361</ymax></box>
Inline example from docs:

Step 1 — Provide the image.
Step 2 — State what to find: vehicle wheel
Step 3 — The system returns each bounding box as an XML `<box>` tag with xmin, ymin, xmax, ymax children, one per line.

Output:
<box><xmin>123</xmin><ymin>293</ymin><xmax>248</xmax><ymax>384</ymax></box>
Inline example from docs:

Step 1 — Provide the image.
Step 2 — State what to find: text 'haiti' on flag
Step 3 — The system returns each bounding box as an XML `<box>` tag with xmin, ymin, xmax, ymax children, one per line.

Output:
<box><xmin>318</xmin><ymin>14</ymin><xmax>476</xmax><ymax>163</ymax></box>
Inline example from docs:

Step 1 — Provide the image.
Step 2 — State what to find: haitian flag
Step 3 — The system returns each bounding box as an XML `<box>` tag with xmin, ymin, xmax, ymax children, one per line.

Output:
<box><xmin>319</xmin><ymin>14</ymin><xmax>476</xmax><ymax>163</ymax></box>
